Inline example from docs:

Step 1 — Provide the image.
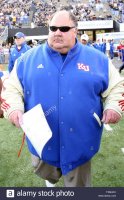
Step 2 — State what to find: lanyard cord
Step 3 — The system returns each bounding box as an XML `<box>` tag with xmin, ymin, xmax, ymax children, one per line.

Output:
<box><xmin>18</xmin><ymin>133</ymin><xmax>26</xmax><ymax>157</ymax></box>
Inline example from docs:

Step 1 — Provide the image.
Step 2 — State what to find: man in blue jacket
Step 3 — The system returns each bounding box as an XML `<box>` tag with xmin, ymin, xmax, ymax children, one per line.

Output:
<box><xmin>8</xmin><ymin>32</ymin><xmax>31</xmax><ymax>73</ymax></box>
<box><xmin>2</xmin><ymin>10</ymin><xmax>124</xmax><ymax>187</ymax></box>
<box><xmin>80</xmin><ymin>34</ymin><xmax>89</xmax><ymax>46</ymax></box>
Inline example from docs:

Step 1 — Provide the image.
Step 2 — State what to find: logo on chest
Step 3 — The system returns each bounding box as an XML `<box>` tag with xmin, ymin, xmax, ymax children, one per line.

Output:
<box><xmin>77</xmin><ymin>63</ymin><xmax>89</xmax><ymax>71</ymax></box>
<box><xmin>37</xmin><ymin>64</ymin><xmax>44</xmax><ymax>69</ymax></box>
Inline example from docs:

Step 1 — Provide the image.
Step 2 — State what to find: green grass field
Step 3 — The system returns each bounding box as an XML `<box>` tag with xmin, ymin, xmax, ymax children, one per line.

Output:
<box><xmin>0</xmin><ymin>117</ymin><xmax>124</xmax><ymax>187</ymax></box>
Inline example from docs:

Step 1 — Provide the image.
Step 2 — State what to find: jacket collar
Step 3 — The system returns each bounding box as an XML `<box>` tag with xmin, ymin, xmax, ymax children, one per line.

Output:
<box><xmin>45</xmin><ymin>38</ymin><xmax>80</xmax><ymax>56</ymax></box>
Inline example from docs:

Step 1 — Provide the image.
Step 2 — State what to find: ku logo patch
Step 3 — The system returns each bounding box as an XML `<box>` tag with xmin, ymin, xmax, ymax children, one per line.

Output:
<box><xmin>77</xmin><ymin>63</ymin><xmax>89</xmax><ymax>71</ymax></box>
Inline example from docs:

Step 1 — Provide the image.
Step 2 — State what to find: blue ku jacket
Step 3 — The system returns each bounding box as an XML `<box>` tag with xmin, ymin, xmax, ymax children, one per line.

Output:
<box><xmin>16</xmin><ymin>41</ymin><xmax>108</xmax><ymax>174</ymax></box>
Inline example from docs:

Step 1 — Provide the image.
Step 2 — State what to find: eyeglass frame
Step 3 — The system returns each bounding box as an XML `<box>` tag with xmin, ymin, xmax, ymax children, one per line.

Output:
<box><xmin>49</xmin><ymin>26</ymin><xmax>76</xmax><ymax>32</ymax></box>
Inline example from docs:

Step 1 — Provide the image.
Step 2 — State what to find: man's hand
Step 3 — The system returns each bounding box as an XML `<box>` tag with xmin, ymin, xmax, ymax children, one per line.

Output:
<box><xmin>9</xmin><ymin>110</ymin><xmax>23</xmax><ymax>128</ymax></box>
<box><xmin>101</xmin><ymin>109</ymin><xmax>121</xmax><ymax>124</ymax></box>
<box><xmin>119</xmin><ymin>100</ymin><xmax>124</xmax><ymax>111</ymax></box>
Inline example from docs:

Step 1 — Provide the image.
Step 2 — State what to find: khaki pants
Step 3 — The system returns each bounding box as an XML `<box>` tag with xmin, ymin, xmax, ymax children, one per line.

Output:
<box><xmin>31</xmin><ymin>154</ymin><xmax>91</xmax><ymax>187</ymax></box>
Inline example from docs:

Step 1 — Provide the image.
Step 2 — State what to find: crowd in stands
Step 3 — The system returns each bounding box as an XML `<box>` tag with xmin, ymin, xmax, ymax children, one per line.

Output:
<box><xmin>0</xmin><ymin>0</ymin><xmax>32</xmax><ymax>29</ymax></box>
<box><xmin>31</xmin><ymin>0</ymin><xmax>113</xmax><ymax>27</ymax></box>
<box><xmin>0</xmin><ymin>0</ymin><xmax>124</xmax><ymax>29</ymax></box>
<box><xmin>108</xmin><ymin>0</ymin><xmax>124</xmax><ymax>23</ymax></box>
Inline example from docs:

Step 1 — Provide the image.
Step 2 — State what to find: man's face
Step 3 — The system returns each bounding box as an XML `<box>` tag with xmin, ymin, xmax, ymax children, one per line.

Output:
<box><xmin>48</xmin><ymin>11</ymin><xmax>77</xmax><ymax>54</ymax></box>
<box><xmin>14</xmin><ymin>37</ymin><xmax>25</xmax><ymax>46</ymax></box>
<box><xmin>81</xmin><ymin>40</ymin><xmax>87</xmax><ymax>45</ymax></box>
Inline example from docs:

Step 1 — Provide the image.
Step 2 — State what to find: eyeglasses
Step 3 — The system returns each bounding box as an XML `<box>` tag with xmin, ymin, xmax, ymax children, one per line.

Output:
<box><xmin>49</xmin><ymin>26</ymin><xmax>75</xmax><ymax>32</ymax></box>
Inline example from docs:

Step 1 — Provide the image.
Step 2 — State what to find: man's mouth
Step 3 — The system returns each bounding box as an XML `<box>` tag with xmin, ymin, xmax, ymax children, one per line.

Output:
<box><xmin>54</xmin><ymin>38</ymin><xmax>63</xmax><ymax>43</ymax></box>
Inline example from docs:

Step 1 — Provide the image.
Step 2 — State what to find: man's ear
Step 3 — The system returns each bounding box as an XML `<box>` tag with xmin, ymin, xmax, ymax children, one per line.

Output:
<box><xmin>74</xmin><ymin>28</ymin><xmax>78</xmax><ymax>36</ymax></box>
<box><xmin>75</xmin><ymin>28</ymin><xmax>78</xmax><ymax>33</ymax></box>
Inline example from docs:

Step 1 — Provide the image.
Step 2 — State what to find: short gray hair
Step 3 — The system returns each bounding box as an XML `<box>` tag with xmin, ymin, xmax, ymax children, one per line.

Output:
<box><xmin>48</xmin><ymin>10</ymin><xmax>78</xmax><ymax>27</ymax></box>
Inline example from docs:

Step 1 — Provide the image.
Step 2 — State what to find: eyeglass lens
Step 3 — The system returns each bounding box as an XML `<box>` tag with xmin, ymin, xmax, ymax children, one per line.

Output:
<box><xmin>49</xmin><ymin>26</ymin><xmax>75</xmax><ymax>32</ymax></box>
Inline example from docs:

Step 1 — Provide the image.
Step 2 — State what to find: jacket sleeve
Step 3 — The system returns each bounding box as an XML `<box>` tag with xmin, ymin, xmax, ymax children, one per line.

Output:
<box><xmin>102</xmin><ymin>59</ymin><xmax>124</xmax><ymax>116</ymax></box>
<box><xmin>8</xmin><ymin>49</ymin><xmax>14</xmax><ymax>73</ymax></box>
<box><xmin>1</xmin><ymin>61</ymin><xmax>24</xmax><ymax>119</ymax></box>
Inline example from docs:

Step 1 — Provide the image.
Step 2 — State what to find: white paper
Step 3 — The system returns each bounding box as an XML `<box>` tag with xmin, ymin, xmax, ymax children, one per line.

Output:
<box><xmin>121</xmin><ymin>148</ymin><xmax>124</xmax><ymax>154</ymax></box>
<box><xmin>20</xmin><ymin>104</ymin><xmax>52</xmax><ymax>158</ymax></box>
<box><xmin>104</xmin><ymin>124</ymin><xmax>113</xmax><ymax>131</ymax></box>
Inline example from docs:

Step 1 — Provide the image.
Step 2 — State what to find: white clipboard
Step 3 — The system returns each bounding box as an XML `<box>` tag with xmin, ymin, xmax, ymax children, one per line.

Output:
<box><xmin>20</xmin><ymin>104</ymin><xmax>52</xmax><ymax>158</ymax></box>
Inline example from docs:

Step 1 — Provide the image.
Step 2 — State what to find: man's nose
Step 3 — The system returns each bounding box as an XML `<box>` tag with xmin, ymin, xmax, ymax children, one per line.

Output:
<box><xmin>54</xmin><ymin>29</ymin><xmax>62</xmax><ymax>35</ymax></box>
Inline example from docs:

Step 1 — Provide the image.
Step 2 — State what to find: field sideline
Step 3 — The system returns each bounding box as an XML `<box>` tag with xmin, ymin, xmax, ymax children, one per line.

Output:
<box><xmin>0</xmin><ymin>117</ymin><xmax>124</xmax><ymax>187</ymax></box>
